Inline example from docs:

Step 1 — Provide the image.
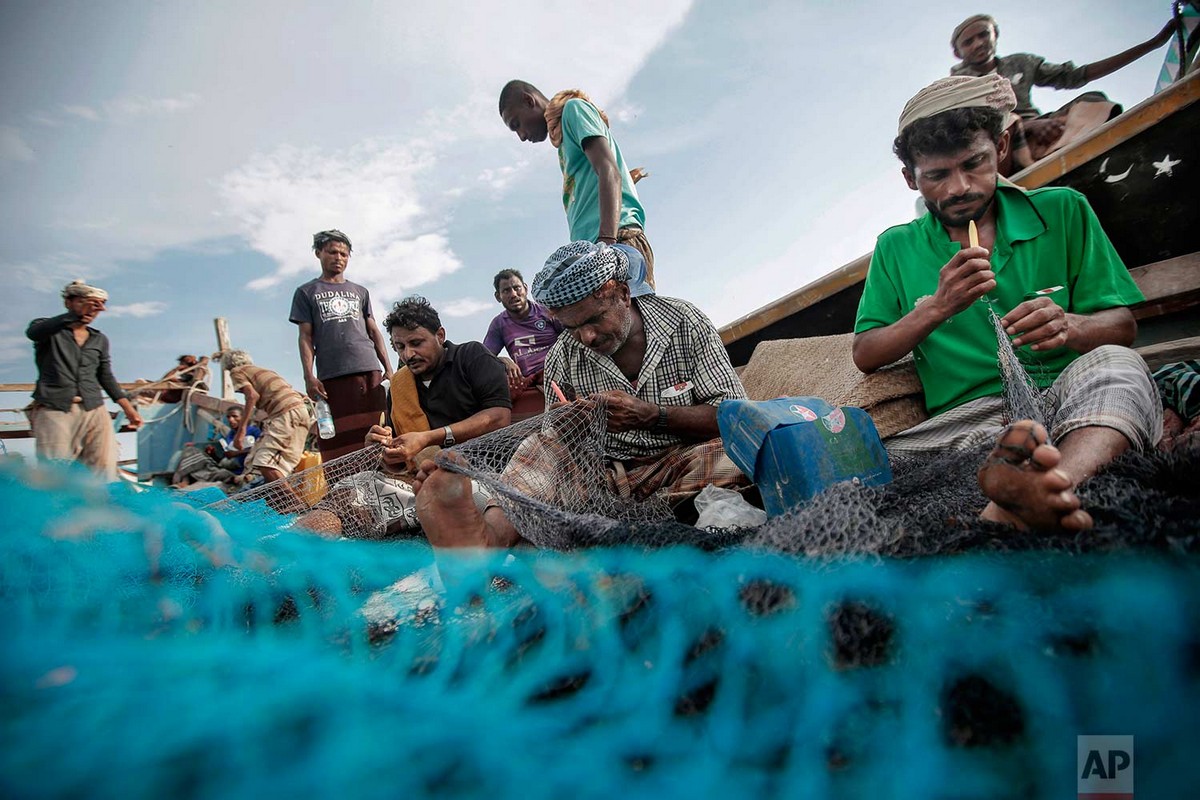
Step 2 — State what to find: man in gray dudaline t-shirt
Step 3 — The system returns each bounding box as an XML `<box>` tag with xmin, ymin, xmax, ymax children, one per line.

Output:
<box><xmin>290</xmin><ymin>229</ymin><xmax>393</xmax><ymax>461</ymax></box>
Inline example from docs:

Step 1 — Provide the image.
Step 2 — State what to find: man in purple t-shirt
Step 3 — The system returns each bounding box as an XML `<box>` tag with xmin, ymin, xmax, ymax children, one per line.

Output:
<box><xmin>483</xmin><ymin>269</ymin><xmax>564</xmax><ymax>418</ymax></box>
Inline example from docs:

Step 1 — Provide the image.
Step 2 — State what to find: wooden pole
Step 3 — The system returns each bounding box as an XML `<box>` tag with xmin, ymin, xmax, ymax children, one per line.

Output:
<box><xmin>214</xmin><ymin>318</ymin><xmax>234</xmax><ymax>399</ymax></box>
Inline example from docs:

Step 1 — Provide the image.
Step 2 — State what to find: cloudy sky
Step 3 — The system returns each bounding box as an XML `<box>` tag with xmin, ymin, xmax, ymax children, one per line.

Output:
<box><xmin>0</xmin><ymin>0</ymin><xmax>1175</xmax><ymax>455</ymax></box>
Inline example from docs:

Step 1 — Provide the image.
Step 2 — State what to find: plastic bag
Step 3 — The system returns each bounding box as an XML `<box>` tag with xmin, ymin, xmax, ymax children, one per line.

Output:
<box><xmin>693</xmin><ymin>484</ymin><xmax>768</xmax><ymax>529</ymax></box>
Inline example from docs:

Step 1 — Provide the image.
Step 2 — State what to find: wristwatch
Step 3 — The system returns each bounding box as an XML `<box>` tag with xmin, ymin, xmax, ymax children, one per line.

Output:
<box><xmin>654</xmin><ymin>405</ymin><xmax>669</xmax><ymax>432</ymax></box>
<box><xmin>442</xmin><ymin>425</ymin><xmax>455</xmax><ymax>448</ymax></box>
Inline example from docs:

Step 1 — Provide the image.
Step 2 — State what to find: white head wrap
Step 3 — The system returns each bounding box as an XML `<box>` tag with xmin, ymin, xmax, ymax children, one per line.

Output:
<box><xmin>61</xmin><ymin>279</ymin><xmax>108</xmax><ymax>302</ymax></box>
<box><xmin>897</xmin><ymin>74</ymin><xmax>1016</xmax><ymax>136</ymax></box>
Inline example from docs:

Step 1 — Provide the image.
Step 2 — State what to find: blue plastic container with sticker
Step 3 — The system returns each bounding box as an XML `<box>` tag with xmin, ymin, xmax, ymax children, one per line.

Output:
<box><xmin>717</xmin><ymin>396</ymin><xmax>892</xmax><ymax>518</ymax></box>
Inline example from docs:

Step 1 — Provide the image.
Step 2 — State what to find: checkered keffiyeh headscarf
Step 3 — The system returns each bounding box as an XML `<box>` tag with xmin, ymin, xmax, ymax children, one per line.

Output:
<box><xmin>897</xmin><ymin>74</ymin><xmax>1016</xmax><ymax>136</ymax></box>
<box><xmin>531</xmin><ymin>241</ymin><xmax>630</xmax><ymax>309</ymax></box>
<box><xmin>61</xmin><ymin>280</ymin><xmax>108</xmax><ymax>302</ymax></box>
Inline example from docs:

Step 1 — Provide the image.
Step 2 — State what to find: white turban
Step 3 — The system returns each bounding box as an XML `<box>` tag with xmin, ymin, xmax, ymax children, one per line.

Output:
<box><xmin>61</xmin><ymin>279</ymin><xmax>108</xmax><ymax>302</ymax></box>
<box><xmin>897</xmin><ymin>74</ymin><xmax>1017</xmax><ymax>136</ymax></box>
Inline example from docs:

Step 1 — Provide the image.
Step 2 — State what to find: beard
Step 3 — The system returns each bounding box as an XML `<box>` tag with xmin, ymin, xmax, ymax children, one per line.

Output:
<box><xmin>925</xmin><ymin>192</ymin><xmax>994</xmax><ymax>228</ymax></box>
<box><xmin>592</xmin><ymin>308</ymin><xmax>634</xmax><ymax>357</ymax></box>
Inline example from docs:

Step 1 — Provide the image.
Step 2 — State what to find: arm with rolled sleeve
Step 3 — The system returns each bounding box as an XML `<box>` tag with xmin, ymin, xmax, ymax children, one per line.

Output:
<box><xmin>26</xmin><ymin>313</ymin><xmax>77</xmax><ymax>341</ymax></box>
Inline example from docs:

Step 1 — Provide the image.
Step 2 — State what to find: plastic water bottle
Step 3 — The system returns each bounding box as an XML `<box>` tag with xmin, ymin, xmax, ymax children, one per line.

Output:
<box><xmin>315</xmin><ymin>399</ymin><xmax>336</xmax><ymax>439</ymax></box>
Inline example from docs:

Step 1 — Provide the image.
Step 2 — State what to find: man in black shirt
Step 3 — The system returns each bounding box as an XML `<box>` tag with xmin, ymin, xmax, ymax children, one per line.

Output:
<box><xmin>298</xmin><ymin>297</ymin><xmax>510</xmax><ymax>537</ymax></box>
<box><xmin>26</xmin><ymin>280</ymin><xmax>143</xmax><ymax>480</ymax></box>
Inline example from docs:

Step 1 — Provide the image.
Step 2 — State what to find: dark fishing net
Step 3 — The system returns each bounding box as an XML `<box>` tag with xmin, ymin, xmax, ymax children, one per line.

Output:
<box><xmin>434</xmin><ymin>399</ymin><xmax>680</xmax><ymax>549</ymax></box>
<box><xmin>989</xmin><ymin>304</ymin><xmax>1054</xmax><ymax>428</ymax></box>
<box><xmin>2</xmin><ymin>459</ymin><xmax>1200</xmax><ymax>799</ymax></box>
<box><xmin>204</xmin><ymin>444</ymin><xmax>408</xmax><ymax>539</ymax></box>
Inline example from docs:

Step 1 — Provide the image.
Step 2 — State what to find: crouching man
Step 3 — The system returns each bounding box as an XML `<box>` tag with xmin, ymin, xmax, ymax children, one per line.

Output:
<box><xmin>852</xmin><ymin>74</ymin><xmax>1161</xmax><ymax>532</ymax></box>
<box><xmin>413</xmin><ymin>241</ymin><xmax>747</xmax><ymax>549</ymax></box>
<box><xmin>298</xmin><ymin>297</ymin><xmax>511</xmax><ymax>537</ymax></box>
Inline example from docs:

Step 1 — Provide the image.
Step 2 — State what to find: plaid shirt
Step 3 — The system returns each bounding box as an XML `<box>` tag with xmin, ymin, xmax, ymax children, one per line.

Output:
<box><xmin>544</xmin><ymin>294</ymin><xmax>745</xmax><ymax>460</ymax></box>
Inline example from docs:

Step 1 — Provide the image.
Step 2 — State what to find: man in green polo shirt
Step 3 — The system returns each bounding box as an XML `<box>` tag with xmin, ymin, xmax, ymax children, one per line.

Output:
<box><xmin>853</xmin><ymin>74</ymin><xmax>1161</xmax><ymax>533</ymax></box>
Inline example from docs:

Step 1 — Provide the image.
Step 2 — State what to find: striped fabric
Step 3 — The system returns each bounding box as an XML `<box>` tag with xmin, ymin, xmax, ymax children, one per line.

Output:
<box><xmin>1154</xmin><ymin>360</ymin><xmax>1200</xmax><ymax>421</ymax></box>
<box><xmin>886</xmin><ymin>345</ymin><xmax>1162</xmax><ymax>456</ymax></box>
<box><xmin>230</xmin><ymin>365</ymin><xmax>306</xmax><ymax>418</ymax></box>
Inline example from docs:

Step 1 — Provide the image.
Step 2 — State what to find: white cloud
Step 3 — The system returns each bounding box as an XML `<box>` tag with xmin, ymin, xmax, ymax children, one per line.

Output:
<box><xmin>0</xmin><ymin>333</ymin><xmax>28</xmax><ymax>366</ymax></box>
<box><xmin>221</xmin><ymin>139</ymin><xmax>461</xmax><ymax>298</ymax></box>
<box><xmin>439</xmin><ymin>298</ymin><xmax>492</xmax><ymax>318</ymax></box>
<box><xmin>27</xmin><ymin>112</ymin><xmax>59</xmax><ymax>128</ymax></box>
<box><xmin>7</xmin><ymin>254</ymin><xmax>105</xmax><ymax>294</ymax></box>
<box><xmin>0</xmin><ymin>127</ymin><xmax>35</xmax><ymax>162</ymax></box>
<box><xmin>106</xmin><ymin>301</ymin><xmax>168</xmax><ymax>318</ymax></box>
<box><xmin>477</xmin><ymin>162</ymin><xmax>526</xmax><ymax>192</ymax></box>
<box><xmin>61</xmin><ymin>104</ymin><xmax>100</xmax><ymax>121</ymax></box>
<box><xmin>611</xmin><ymin>102</ymin><xmax>645</xmax><ymax>125</ymax></box>
<box><xmin>104</xmin><ymin>93</ymin><xmax>201</xmax><ymax>119</ymax></box>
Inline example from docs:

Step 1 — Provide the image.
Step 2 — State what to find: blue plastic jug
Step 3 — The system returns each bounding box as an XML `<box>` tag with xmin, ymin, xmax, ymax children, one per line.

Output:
<box><xmin>718</xmin><ymin>397</ymin><xmax>892</xmax><ymax>518</ymax></box>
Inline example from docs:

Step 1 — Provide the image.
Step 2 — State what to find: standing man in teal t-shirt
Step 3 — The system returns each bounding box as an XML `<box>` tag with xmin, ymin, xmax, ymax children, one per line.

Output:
<box><xmin>498</xmin><ymin>80</ymin><xmax>656</xmax><ymax>288</ymax></box>
<box><xmin>853</xmin><ymin>75</ymin><xmax>1160</xmax><ymax>533</ymax></box>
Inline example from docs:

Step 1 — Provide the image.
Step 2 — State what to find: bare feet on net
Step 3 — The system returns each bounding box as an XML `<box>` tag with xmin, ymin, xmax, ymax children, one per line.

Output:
<box><xmin>412</xmin><ymin>459</ymin><xmax>490</xmax><ymax>547</ymax></box>
<box><xmin>977</xmin><ymin>420</ymin><xmax>1093</xmax><ymax>532</ymax></box>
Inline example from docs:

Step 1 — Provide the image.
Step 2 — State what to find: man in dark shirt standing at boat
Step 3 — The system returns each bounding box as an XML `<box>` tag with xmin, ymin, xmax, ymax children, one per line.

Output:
<box><xmin>290</xmin><ymin>229</ymin><xmax>393</xmax><ymax>462</ymax></box>
<box><xmin>852</xmin><ymin>74</ymin><xmax>1161</xmax><ymax>533</ymax></box>
<box><xmin>26</xmin><ymin>280</ymin><xmax>143</xmax><ymax>481</ymax></box>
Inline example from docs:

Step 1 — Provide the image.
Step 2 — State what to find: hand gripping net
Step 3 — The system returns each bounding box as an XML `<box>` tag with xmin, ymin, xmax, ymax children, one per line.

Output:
<box><xmin>433</xmin><ymin>398</ymin><xmax>679</xmax><ymax>549</ymax></box>
<box><xmin>205</xmin><ymin>399</ymin><xmax>681</xmax><ymax>546</ymax></box>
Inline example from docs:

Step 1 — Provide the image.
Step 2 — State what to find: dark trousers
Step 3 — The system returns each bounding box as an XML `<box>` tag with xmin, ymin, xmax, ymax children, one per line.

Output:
<box><xmin>320</xmin><ymin>371</ymin><xmax>386</xmax><ymax>461</ymax></box>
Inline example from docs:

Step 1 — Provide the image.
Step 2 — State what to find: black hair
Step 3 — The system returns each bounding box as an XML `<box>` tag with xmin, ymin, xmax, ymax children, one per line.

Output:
<box><xmin>498</xmin><ymin>80</ymin><xmax>542</xmax><ymax>114</ymax></box>
<box><xmin>383</xmin><ymin>296</ymin><xmax>441</xmax><ymax>335</ymax></box>
<box><xmin>493</xmin><ymin>269</ymin><xmax>524</xmax><ymax>293</ymax></box>
<box><xmin>312</xmin><ymin>229</ymin><xmax>353</xmax><ymax>254</ymax></box>
<box><xmin>893</xmin><ymin>106</ymin><xmax>1006</xmax><ymax>172</ymax></box>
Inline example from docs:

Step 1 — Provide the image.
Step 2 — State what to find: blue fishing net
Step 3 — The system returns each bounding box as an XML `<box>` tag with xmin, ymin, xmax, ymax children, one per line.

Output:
<box><xmin>2</xmin><ymin>458</ymin><xmax>1199</xmax><ymax>799</ymax></box>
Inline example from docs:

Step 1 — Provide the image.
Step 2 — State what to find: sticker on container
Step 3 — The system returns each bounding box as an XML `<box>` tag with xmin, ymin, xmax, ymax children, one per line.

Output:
<box><xmin>822</xmin><ymin>408</ymin><xmax>846</xmax><ymax>433</ymax></box>
<box><xmin>661</xmin><ymin>381</ymin><xmax>694</xmax><ymax>399</ymax></box>
<box><xmin>789</xmin><ymin>404</ymin><xmax>818</xmax><ymax>421</ymax></box>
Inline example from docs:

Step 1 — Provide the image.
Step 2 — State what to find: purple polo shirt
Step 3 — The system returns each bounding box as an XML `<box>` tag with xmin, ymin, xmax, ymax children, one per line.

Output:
<box><xmin>483</xmin><ymin>301</ymin><xmax>565</xmax><ymax>378</ymax></box>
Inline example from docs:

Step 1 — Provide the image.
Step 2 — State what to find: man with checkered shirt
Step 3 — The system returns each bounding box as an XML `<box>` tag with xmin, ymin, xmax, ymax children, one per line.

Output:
<box><xmin>411</xmin><ymin>241</ymin><xmax>747</xmax><ymax>549</ymax></box>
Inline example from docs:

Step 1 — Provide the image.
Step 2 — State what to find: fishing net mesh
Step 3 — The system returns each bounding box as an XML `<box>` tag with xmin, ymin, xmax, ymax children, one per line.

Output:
<box><xmin>2</xmin><ymin>458</ymin><xmax>1199</xmax><ymax>799</ymax></box>
<box><xmin>989</xmin><ymin>305</ymin><xmax>1053</xmax><ymax>427</ymax></box>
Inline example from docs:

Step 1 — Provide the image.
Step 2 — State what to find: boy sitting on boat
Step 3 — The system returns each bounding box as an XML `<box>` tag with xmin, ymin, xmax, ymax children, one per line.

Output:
<box><xmin>851</xmin><ymin>74</ymin><xmax>1162</xmax><ymax>532</ymax></box>
<box><xmin>949</xmin><ymin>13</ymin><xmax>1179</xmax><ymax>172</ymax></box>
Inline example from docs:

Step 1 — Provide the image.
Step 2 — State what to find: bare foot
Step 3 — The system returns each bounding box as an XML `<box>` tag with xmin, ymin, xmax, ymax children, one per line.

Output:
<box><xmin>413</xmin><ymin>459</ymin><xmax>491</xmax><ymax>548</ymax></box>
<box><xmin>977</xmin><ymin>420</ymin><xmax>1093</xmax><ymax>532</ymax></box>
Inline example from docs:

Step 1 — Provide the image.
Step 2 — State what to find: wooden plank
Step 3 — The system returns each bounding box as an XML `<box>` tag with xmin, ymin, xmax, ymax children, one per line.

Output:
<box><xmin>1128</xmin><ymin>252</ymin><xmax>1200</xmax><ymax>303</ymax></box>
<box><xmin>214</xmin><ymin>317</ymin><xmax>234</xmax><ymax>399</ymax></box>
<box><xmin>1136</xmin><ymin>336</ymin><xmax>1200</xmax><ymax>368</ymax></box>
<box><xmin>0</xmin><ymin>382</ymin><xmax>144</xmax><ymax>393</ymax></box>
<box><xmin>1011</xmin><ymin>71</ymin><xmax>1200</xmax><ymax>189</ymax></box>
<box><xmin>719</xmin><ymin>254</ymin><xmax>869</xmax><ymax>346</ymax></box>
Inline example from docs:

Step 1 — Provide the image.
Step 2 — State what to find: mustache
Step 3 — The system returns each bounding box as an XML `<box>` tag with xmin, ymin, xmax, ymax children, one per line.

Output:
<box><xmin>939</xmin><ymin>193</ymin><xmax>986</xmax><ymax>210</ymax></box>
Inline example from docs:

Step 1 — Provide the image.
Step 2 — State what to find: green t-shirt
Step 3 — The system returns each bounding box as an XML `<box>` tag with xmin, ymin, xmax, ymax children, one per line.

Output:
<box><xmin>558</xmin><ymin>98</ymin><xmax>645</xmax><ymax>242</ymax></box>
<box><xmin>854</xmin><ymin>185</ymin><xmax>1144</xmax><ymax>417</ymax></box>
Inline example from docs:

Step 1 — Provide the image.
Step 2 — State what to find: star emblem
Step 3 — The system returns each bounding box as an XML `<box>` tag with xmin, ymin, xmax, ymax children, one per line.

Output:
<box><xmin>1152</xmin><ymin>154</ymin><xmax>1181</xmax><ymax>178</ymax></box>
